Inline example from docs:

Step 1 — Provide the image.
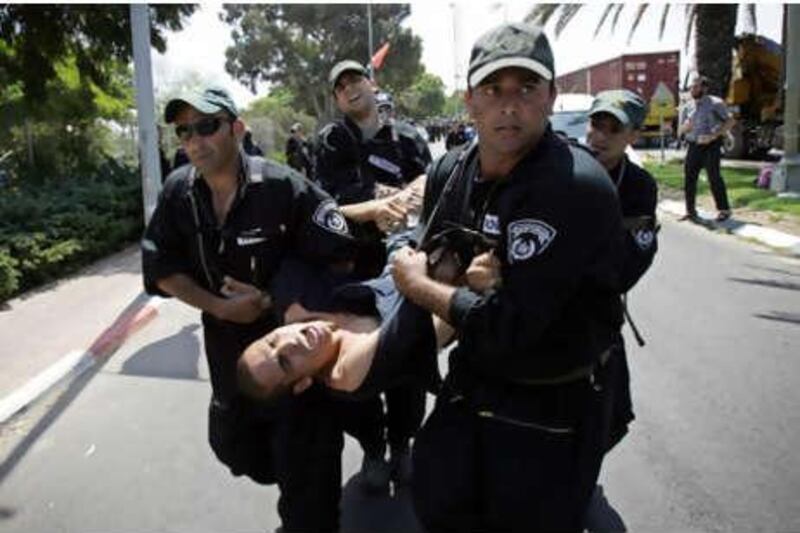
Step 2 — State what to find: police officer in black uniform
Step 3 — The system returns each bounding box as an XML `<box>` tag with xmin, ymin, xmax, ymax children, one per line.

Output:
<box><xmin>315</xmin><ymin>60</ymin><xmax>432</xmax><ymax>491</ymax></box>
<box><xmin>390</xmin><ymin>23</ymin><xmax>624</xmax><ymax>531</ymax></box>
<box><xmin>142</xmin><ymin>86</ymin><xmax>355</xmax><ymax>533</ymax></box>
<box><xmin>285</xmin><ymin>122</ymin><xmax>313</xmax><ymax>179</ymax></box>
<box><xmin>586</xmin><ymin>90</ymin><xmax>659</xmax><ymax>452</ymax></box>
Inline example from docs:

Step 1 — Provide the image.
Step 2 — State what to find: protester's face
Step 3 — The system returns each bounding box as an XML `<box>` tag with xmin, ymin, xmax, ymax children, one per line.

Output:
<box><xmin>173</xmin><ymin>106</ymin><xmax>241</xmax><ymax>176</ymax></box>
<box><xmin>465</xmin><ymin>68</ymin><xmax>555</xmax><ymax>158</ymax></box>
<box><xmin>587</xmin><ymin>112</ymin><xmax>638</xmax><ymax>170</ymax></box>
<box><xmin>334</xmin><ymin>72</ymin><xmax>375</xmax><ymax>117</ymax></box>
<box><xmin>243</xmin><ymin>321</ymin><xmax>338</xmax><ymax>397</ymax></box>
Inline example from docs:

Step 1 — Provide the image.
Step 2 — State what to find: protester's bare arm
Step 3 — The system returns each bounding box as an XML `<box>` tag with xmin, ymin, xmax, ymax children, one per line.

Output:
<box><xmin>339</xmin><ymin>197</ymin><xmax>408</xmax><ymax>226</ymax></box>
<box><xmin>157</xmin><ymin>273</ymin><xmax>269</xmax><ymax>324</ymax></box>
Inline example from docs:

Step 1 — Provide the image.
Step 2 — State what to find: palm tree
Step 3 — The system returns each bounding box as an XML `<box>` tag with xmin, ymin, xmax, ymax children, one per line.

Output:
<box><xmin>526</xmin><ymin>4</ymin><xmax>756</xmax><ymax>97</ymax></box>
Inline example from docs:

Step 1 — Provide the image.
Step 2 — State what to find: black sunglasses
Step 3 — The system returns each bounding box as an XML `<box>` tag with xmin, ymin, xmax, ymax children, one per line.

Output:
<box><xmin>175</xmin><ymin>116</ymin><xmax>229</xmax><ymax>141</ymax></box>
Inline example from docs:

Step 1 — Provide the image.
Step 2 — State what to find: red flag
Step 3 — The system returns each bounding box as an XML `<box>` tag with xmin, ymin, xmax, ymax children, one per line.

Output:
<box><xmin>371</xmin><ymin>42</ymin><xmax>391</xmax><ymax>70</ymax></box>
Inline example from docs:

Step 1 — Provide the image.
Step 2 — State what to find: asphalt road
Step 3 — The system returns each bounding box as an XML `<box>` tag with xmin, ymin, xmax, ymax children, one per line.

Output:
<box><xmin>0</xmin><ymin>152</ymin><xmax>798</xmax><ymax>531</ymax></box>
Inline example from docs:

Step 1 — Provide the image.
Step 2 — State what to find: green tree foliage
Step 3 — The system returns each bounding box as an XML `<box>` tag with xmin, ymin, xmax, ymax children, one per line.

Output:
<box><xmin>0</xmin><ymin>160</ymin><xmax>143</xmax><ymax>302</ymax></box>
<box><xmin>443</xmin><ymin>90</ymin><xmax>466</xmax><ymax>119</ymax></box>
<box><xmin>241</xmin><ymin>87</ymin><xmax>316</xmax><ymax>162</ymax></box>
<box><xmin>526</xmin><ymin>4</ymin><xmax>755</xmax><ymax>98</ymax></box>
<box><xmin>0</xmin><ymin>4</ymin><xmax>196</xmax><ymax>109</ymax></box>
<box><xmin>397</xmin><ymin>71</ymin><xmax>446</xmax><ymax>119</ymax></box>
<box><xmin>222</xmin><ymin>4</ymin><xmax>423</xmax><ymax>121</ymax></box>
<box><xmin>0</xmin><ymin>5</ymin><xmax>195</xmax><ymax>183</ymax></box>
<box><xmin>1</xmin><ymin>55</ymin><xmax>134</xmax><ymax>184</ymax></box>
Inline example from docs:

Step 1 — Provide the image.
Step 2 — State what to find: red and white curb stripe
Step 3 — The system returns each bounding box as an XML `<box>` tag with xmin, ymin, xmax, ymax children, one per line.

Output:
<box><xmin>0</xmin><ymin>295</ymin><xmax>165</xmax><ymax>424</ymax></box>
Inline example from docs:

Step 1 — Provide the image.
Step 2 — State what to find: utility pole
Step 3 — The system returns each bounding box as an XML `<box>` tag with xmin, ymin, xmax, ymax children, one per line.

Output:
<box><xmin>367</xmin><ymin>2</ymin><xmax>374</xmax><ymax>78</ymax></box>
<box><xmin>450</xmin><ymin>3</ymin><xmax>461</xmax><ymax>92</ymax></box>
<box><xmin>130</xmin><ymin>4</ymin><xmax>162</xmax><ymax>225</ymax></box>
<box><xmin>775</xmin><ymin>4</ymin><xmax>800</xmax><ymax>193</ymax></box>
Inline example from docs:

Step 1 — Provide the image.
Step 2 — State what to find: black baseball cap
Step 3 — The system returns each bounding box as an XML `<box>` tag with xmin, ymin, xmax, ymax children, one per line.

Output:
<box><xmin>588</xmin><ymin>89</ymin><xmax>648</xmax><ymax>130</ymax></box>
<box><xmin>468</xmin><ymin>22</ymin><xmax>554</xmax><ymax>88</ymax></box>
<box><xmin>329</xmin><ymin>60</ymin><xmax>369</xmax><ymax>91</ymax></box>
<box><xmin>164</xmin><ymin>86</ymin><xmax>238</xmax><ymax>123</ymax></box>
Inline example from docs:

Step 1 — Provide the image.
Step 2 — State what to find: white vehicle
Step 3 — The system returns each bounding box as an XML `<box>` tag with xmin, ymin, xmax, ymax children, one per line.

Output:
<box><xmin>549</xmin><ymin>93</ymin><xmax>594</xmax><ymax>144</ymax></box>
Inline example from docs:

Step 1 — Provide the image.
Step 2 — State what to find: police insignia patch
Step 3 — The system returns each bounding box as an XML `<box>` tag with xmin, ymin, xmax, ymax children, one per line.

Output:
<box><xmin>507</xmin><ymin>219</ymin><xmax>556</xmax><ymax>263</ymax></box>
<box><xmin>482</xmin><ymin>214</ymin><xmax>501</xmax><ymax>236</ymax></box>
<box><xmin>634</xmin><ymin>228</ymin><xmax>654</xmax><ymax>250</ymax></box>
<box><xmin>313</xmin><ymin>199</ymin><xmax>349</xmax><ymax>235</ymax></box>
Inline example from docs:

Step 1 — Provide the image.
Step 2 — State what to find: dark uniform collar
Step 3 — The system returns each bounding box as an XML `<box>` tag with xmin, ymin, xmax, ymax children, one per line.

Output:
<box><xmin>343</xmin><ymin>114</ymin><xmax>394</xmax><ymax>143</ymax></box>
<box><xmin>188</xmin><ymin>149</ymin><xmax>259</xmax><ymax>192</ymax></box>
<box><xmin>608</xmin><ymin>154</ymin><xmax>629</xmax><ymax>188</ymax></box>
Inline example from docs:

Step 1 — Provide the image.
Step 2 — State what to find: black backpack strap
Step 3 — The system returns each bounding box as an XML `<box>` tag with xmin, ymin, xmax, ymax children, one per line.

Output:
<box><xmin>416</xmin><ymin>139</ymin><xmax>479</xmax><ymax>250</ymax></box>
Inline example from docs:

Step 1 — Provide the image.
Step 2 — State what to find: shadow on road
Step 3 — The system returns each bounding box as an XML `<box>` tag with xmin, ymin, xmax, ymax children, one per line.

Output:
<box><xmin>120</xmin><ymin>324</ymin><xmax>205</xmax><ymax>381</ymax></box>
<box><xmin>744</xmin><ymin>264</ymin><xmax>800</xmax><ymax>278</ymax></box>
<box><xmin>340</xmin><ymin>472</ymin><xmax>422</xmax><ymax>533</ymax></box>
<box><xmin>728</xmin><ymin>277</ymin><xmax>800</xmax><ymax>292</ymax></box>
<box><xmin>0</xmin><ymin>293</ymin><xmax>151</xmax><ymax>489</ymax></box>
<box><xmin>754</xmin><ymin>311</ymin><xmax>800</xmax><ymax>325</ymax></box>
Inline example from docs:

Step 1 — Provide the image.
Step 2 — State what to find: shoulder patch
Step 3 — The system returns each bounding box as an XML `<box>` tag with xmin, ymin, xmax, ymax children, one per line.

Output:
<box><xmin>507</xmin><ymin>219</ymin><xmax>557</xmax><ymax>263</ymax></box>
<box><xmin>633</xmin><ymin>228</ymin><xmax>655</xmax><ymax>250</ymax></box>
<box><xmin>313</xmin><ymin>199</ymin><xmax>349</xmax><ymax>236</ymax></box>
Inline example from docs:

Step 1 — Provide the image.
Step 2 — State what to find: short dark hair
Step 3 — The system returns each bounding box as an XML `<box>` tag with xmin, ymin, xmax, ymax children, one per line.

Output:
<box><xmin>236</xmin><ymin>350</ymin><xmax>290</xmax><ymax>403</ymax></box>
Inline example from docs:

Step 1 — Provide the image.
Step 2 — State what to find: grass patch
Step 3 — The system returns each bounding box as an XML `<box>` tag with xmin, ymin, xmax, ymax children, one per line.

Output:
<box><xmin>643</xmin><ymin>162</ymin><xmax>800</xmax><ymax>217</ymax></box>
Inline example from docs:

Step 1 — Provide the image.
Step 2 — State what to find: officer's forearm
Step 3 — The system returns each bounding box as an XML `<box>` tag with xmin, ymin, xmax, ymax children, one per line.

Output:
<box><xmin>157</xmin><ymin>273</ymin><xmax>224</xmax><ymax>317</ymax></box>
<box><xmin>399</xmin><ymin>274</ymin><xmax>456</xmax><ymax>324</ymax></box>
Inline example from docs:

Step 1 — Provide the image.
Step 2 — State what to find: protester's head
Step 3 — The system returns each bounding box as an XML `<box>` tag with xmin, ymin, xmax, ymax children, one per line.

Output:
<box><xmin>290</xmin><ymin>122</ymin><xmax>304</xmax><ymax>138</ymax></box>
<box><xmin>690</xmin><ymin>74</ymin><xmax>709</xmax><ymax>99</ymax></box>
<box><xmin>587</xmin><ymin>89</ymin><xmax>647</xmax><ymax>170</ymax></box>
<box><xmin>164</xmin><ymin>86</ymin><xmax>244</xmax><ymax>176</ymax></box>
<box><xmin>329</xmin><ymin>59</ymin><xmax>375</xmax><ymax>118</ymax></box>
<box><xmin>237</xmin><ymin>321</ymin><xmax>339</xmax><ymax>401</ymax></box>
<box><xmin>465</xmin><ymin>23</ymin><xmax>557</xmax><ymax>157</ymax></box>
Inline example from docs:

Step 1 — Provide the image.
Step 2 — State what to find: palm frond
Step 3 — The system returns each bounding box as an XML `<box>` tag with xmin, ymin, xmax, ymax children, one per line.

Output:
<box><xmin>610</xmin><ymin>4</ymin><xmax>625</xmax><ymax>34</ymax></box>
<box><xmin>658</xmin><ymin>4</ymin><xmax>671</xmax><ymax>40</ymax></box>
<box><xmin>626</xmin><ymin>4</ymin><xmax>649</xmax><ymax>44</ymax></box>
<box><xmin>685</xmin><ymin>4</ymin><xmax>696</xmax><ymax>51</ymax></box>
<box><xmin>554</xmin><ymin>4</ymin><xmax>584</xmax><ymax>37</ymax></box>
<box><xmin>594</xmin><ymin>4</ymin><xmax>617</xmax><ymax>38</ymax></box>
<box><xmin>525</xmin><ymin>4</ymin><xmax>560</xmax><ymax>26</ymax></box>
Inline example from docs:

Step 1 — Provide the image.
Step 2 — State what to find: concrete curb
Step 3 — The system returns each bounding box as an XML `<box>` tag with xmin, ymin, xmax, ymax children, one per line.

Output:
<box><xmin>0</xmin><ymin>295</ymin><xmax>164</xmax><ymax>424</ymax></box>
<box><xmin>658</xmin><ymin>199</ymin><xmax>800</xmax><ymax>257</ymax></box>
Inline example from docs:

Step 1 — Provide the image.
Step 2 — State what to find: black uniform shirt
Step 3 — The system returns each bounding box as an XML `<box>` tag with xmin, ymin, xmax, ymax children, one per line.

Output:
<box><xmin>609</xmin><ymin>156</ymin><xmax>659</xmax><ymax>292</ymax></box>
<box><xmin>421</xmin><ymin>130</ymin><xmax>624</xmax><ymax>410</ymax></box>
<box><xmin>141</xmin><ymin>151</ymin><xmax>355</xmax><ymax>399</ymax></box>
<box><xmin>315</xmin><ymin>115</ymin><xmax>431</xmax><ymax>205</ymax></box>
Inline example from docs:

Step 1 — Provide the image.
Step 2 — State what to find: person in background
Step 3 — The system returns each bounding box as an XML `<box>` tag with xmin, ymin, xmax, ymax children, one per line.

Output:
<box><xmin>678</xmin><ymin>74</ymin><xmax>735</xmax><ymax>222</ymax></box>
<box><xmin>285</xmin><ymin>122</ymin><xmax>313</xmax><ymax>179</ymax></box>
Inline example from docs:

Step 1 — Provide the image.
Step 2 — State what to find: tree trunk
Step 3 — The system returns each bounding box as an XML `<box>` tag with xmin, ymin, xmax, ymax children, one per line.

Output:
<box><xmin>694</xmin><ymin>4</ymin><xmax>738</xmax><ymax>97</ymax></box>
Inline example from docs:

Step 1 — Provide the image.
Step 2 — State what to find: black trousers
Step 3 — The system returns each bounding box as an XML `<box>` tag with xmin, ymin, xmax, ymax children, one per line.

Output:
<box><xmin>605</xmin><ymin>337</ymin><xmax>635</xmax><ymax>453</ymax></box>
<box><xmin>684</xmin><ymin>140</ymin><xmax>730</xmax><ymax>214</ymax></box>
<box><xmin>338</xmin><ymin>382</ymin><xmax>426</xmax><ymax>457</ymax></box>
<box><xmin>412</xmin><ymin>377</ymin><xmax>611</xmax><ymax>533</ymax></box>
